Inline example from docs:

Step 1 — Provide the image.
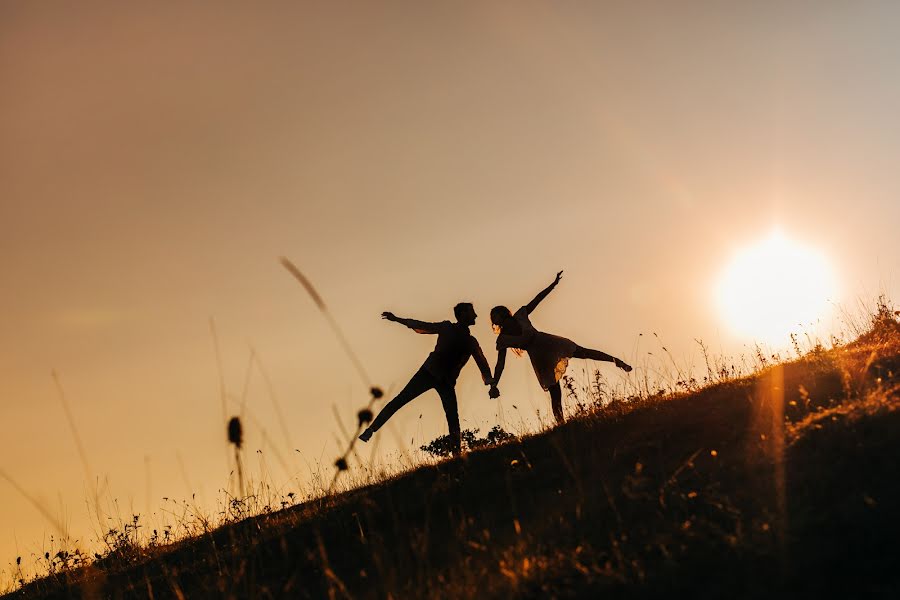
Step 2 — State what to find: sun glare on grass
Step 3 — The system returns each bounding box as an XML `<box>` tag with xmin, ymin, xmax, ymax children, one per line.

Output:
<box><xmin>715</xmin><ymin>231</ymin><xmax>836</xmax><ymax>344</ymax></box>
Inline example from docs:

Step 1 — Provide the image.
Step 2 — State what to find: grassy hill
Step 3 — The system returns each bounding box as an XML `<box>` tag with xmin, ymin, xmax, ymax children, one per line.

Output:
<box><xmin>9</xmin><ymin>311</ymin><xmax>900</xmax><ymax>599</ymax></box>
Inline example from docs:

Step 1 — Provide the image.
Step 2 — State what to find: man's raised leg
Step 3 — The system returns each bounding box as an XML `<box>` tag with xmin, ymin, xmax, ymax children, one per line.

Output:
<box><xmin>360</xmin><ymin>369</ymin><xmax>434</xmax><ymax>442</ymax></box>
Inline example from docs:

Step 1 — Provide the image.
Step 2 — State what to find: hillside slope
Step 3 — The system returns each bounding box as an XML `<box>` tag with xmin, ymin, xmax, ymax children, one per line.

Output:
<box><xmin>12</xmin><ymin>319</ymin><xmax>900</xmax><ymax>599</ymax></box>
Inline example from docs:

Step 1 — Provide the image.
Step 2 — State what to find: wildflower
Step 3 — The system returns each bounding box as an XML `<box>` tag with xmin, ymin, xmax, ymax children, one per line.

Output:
<box><xmin>357</xmin><ymin>408</ymin><xmax>374</xmax><ymax>426</ymax></box>
<box><xmin>370</xmin><ymin>387</ymin><xmax>384</xmax><ymax>399</ymax></box>
<box><xmin>16</xmin><ymin>556</ymin><xmax>21</xmax><ymax>566</ymax></box>
<box><xmin>335</xmin><ymin>457</ymin><xmax>348</xmax><ymax>471</ymax></box>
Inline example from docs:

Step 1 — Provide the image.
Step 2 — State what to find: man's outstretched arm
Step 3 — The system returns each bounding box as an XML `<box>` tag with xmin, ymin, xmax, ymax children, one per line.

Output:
<box><xmin>382</xmin><ymin>311</ymin><xmax>442</xmax><ymax>334</ymax></box>
<box><xmin>524</xmin><ymin>270</ymin><xmax>563</xmax><ymax>314</ymax></box>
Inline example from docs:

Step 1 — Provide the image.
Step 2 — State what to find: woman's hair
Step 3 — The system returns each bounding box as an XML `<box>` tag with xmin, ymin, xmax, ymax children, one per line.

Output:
<box><xmin>490</xmin><ymin>306</ymin><xmax>522</xmax><ymax>335</ymax></box>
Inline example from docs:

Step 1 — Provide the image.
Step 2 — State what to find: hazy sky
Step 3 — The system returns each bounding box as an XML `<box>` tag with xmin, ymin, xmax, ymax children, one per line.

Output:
<box><xmin>2</xmin><ymin>1</ymin><xmax>899</xmax><ymax>578</ymax></box>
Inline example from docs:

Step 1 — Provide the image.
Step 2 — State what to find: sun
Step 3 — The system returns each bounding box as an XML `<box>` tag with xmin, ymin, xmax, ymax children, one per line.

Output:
<box><xmin>715</xmin><ymin>231</ymin><xmax>836</xmax><ymax>344</ymax></box>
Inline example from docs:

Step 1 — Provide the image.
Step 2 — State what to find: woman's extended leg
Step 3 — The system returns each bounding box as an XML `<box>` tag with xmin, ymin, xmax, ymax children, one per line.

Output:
<box><xmin>574</xmin><ymin>345</ymin><xmax>632</xmax><ymax>371</ymax></box>
<box><xmin>361</xmin><ymin>369</ymin><xmax>434</xmax><ymax>441</ymax></box>
<box><xmin>548</xmin><ymin>382</ymin><xmax>565</xmax><ymax>425</ymax></box>
<box><xmin>573</xmin><ymin>345</ymin><xmax>615</xmax><ymax>362</ymax></box>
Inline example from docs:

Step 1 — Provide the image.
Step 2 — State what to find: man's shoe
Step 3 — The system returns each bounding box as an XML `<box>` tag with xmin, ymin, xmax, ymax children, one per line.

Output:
<box><xmin>359</xmin><ymin>428</ymin><xmax>373</xmax><ymax>443</ymax></box>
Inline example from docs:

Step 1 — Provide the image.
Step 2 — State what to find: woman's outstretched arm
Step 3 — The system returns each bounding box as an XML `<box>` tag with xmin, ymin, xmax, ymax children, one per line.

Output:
<box><xmin>382</xmin><ymin>311</ymin><xmax>442</xmax><ymax>334</ymax></box>
<box><xmin>524</xmin><ymin>271</ymin><xmax>563</xmax><ymax>314</ymax></box>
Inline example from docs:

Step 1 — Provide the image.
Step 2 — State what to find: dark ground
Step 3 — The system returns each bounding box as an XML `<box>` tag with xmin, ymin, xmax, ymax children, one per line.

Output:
<box><xmin>9</xmin><ymin>321</ymin><xmax>900</xmax><ymax>599</ymax></box>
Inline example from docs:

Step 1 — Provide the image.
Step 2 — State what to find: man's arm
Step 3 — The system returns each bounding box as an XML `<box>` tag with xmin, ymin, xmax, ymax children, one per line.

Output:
<box><xmin>469</xmin><ymin>337</ymin><xmax>494</xmax><ymax>385</ymax></box>
<box><xmin>524</xmin><ymin>270</ymin><xmax>563</xmax><ymax>315</ymax></box>
<box><xmin>382</xmin><ymin>311</ymin><xmax>443</xmax><ymax>334</ymax></box>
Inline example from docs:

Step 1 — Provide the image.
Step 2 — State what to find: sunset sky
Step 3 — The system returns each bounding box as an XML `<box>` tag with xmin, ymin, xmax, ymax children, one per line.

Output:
<box><xmin>2</xmin><ymin>1</ymin><xmax>899</xmax><ymax>578</ymax></box>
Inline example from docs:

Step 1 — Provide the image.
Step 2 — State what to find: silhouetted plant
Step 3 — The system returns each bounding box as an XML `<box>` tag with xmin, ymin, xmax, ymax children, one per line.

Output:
<box><xmin>227</xmin><ymin>416</ymin><xmax>243</xmax><ymax>448</ymax></box>
<box><xmin>281</xmin><ymin>257</ymin><xmax>384</xmax><ymax>488</ymax></box>
<box><xmin>863</xmin><ymin>295</ymin><xmax>900</xmax><ymax>344</ymax></box>
<box><xmin>98</xmin><ymin>515</ymin><xmax>144</xmax><ymax>568</ymax></box>
<box><xmin>420</xmin><ymin>426</ymin><xmax>516</xmax><ymax>458</ymax></box>
<box><xmin>227</xmin><ymin>416</ymin><xmax>245</xmax><ymax>497</ymax></box>
<box><xmin>328</xmin><ymin>386</ymin><xmax>385</xmax><ymax>491</ymax></box>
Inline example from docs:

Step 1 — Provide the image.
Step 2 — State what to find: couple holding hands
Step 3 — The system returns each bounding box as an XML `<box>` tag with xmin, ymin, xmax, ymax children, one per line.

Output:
<box><xmin>358</xmin><ymin>271</ymin><xmax>632</xmax><ymax>456</ymax></box>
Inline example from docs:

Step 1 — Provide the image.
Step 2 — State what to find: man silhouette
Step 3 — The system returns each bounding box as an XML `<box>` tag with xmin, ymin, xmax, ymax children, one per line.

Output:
<box><xmin>359</xmin><ymin>303</ymin><xmax>494</xmax><ymax>456</ymax></box>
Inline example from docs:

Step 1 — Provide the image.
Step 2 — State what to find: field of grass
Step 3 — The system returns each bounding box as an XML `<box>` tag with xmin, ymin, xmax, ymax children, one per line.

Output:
<box><xmin>6</xmin><ymin>307</ymin><xmax>900</xmax><ymax>599</ymax></box>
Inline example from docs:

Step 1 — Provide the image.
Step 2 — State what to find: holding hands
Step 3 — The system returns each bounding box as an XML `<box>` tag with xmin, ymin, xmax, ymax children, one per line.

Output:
<box><xmin>488</xmin><ymin>384</ymin><xmax>500</xmax><ymax>399</ymax></box>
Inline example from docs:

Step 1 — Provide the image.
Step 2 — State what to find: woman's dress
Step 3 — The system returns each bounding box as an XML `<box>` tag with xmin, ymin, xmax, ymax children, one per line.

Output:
<box><xmin>497</xmin><ymin>306</ymin><xmax>577</xmax><ymax>390</ymax></box>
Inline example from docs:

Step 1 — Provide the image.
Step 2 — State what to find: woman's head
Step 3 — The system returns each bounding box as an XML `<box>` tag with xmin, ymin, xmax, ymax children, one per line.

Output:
<box><xmin>490</xmin><ymin>306</ymin><xmax>521</xmax><ymax>335</ymax></box>
<box><xmin>490</xmin><ymin>306</ymin><xmax>511</xmax><ymax>327</ymax></box>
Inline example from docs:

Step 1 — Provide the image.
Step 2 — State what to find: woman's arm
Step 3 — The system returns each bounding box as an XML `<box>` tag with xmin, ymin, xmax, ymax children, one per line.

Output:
<box><xmin>497</xmin><ymin>331</ymin><xmax>528</xmax><ymax>349</ymax></box>
<box><xmin>524</xmin><ymin>271</ymin><xmax>563</xmax><ymax>314</ymax></box>
<box><xmin>492</xmin><ymin>346</ymin><xmax>508</xmax><ymax>385</ymax></box>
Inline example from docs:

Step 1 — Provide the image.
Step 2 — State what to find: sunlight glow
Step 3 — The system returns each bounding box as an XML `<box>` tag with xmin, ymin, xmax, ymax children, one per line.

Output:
<box><xmin>715</xmin><ymin>231</ymin><xmax>836</xmax><ymax>344</ymax></box>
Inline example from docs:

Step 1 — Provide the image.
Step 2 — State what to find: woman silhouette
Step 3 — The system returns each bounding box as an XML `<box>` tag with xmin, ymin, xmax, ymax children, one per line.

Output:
<box><xmin>489</xmin><ymin>271</ymin><xmax>632</xmax><ymax>424</ymax></box>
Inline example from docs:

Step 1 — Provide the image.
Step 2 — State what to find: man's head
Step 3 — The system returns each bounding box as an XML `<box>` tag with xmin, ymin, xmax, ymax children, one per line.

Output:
<box><xmin>454</xmin><ymin>302</ymin><xmax>477</xmax><ymax>326</ymax></box>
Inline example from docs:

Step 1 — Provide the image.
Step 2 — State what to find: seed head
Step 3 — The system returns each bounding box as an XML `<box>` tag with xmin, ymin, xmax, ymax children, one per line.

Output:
<box><xmin>227</xmin><ymin>416</ymin><xmax>243</xmax><ymax>449</ymax></box>
<box><xmin>370</xmin><ymin>387</ymin><xmax>384</xmax><ymax>399</ymax></box>
<box><xmin>334</xmin><ymin>457</ymin><xmax>348</xmax><ymax>471</ymax></box>
<box><xmin>357</xmin><ymin>408</ymin><xmax>373</xmax><ymax>426</ymax></box>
